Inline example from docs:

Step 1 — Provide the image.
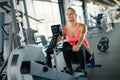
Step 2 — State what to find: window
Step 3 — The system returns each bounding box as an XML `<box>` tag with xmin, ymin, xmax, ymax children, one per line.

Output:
<box><xmin>19</xmin><ymin>0</ymin><xmax>61</xmax><ymax>42</ymax></box>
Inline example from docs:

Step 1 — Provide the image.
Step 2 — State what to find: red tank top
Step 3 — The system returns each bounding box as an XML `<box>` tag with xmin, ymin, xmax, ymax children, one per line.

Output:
<box><xmin>65</xmin><ymin>23</ymin><xmax>89</xmax><ymax>47</ymax></box>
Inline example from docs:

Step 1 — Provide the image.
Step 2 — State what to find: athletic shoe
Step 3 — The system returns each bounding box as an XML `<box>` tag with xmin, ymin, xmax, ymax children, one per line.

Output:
<box><xmin>106</xmin><ymin>28</ymin><xmax>111</xmax><ymax>32</ymax></box>
<box><xmin>64</xmin><ymin>67</ymin><xmax>73</xmax><ymax>75</ymax></box>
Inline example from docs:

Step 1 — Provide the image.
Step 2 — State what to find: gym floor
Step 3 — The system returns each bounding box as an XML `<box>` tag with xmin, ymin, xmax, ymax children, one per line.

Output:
<box><xmin>86</xmin><ymin>23</ymin><xmax>120</xmax><ymax>80</ymax></box>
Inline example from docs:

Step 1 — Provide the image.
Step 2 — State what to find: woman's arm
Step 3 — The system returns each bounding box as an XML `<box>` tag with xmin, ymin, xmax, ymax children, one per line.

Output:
<box><xmin>73</xmin><ymin>23</ymin><xmax>87</xmax><ymax>52</ymax></box>
<box><xmin>77</xmin><ymin>23</ymin><xmax>87</xmax><ymax>47</ymax></box>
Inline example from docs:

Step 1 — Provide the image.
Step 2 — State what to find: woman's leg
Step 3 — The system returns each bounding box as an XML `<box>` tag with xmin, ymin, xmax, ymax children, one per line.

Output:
<box><xmin>77</xmin><ymin>45</ymin><xmax>86</xmax><ymax>69</ymax></box>
<box><xmin>62</xmin><ymin>42</ymin><xmax>73</xmax><ymax>69</ymax></box>
<box><xmin>85</xmin><ymin>46</ymin><xmax>92</xmax><ymax>63</ymax></box>
<box><xmin>77</xmin><ymin>44</ymin><xmax>92</xmax><ymax>69</ymax></box>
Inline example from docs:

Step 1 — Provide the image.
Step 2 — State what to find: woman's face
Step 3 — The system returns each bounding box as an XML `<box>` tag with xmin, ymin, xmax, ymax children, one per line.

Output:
<box><xmin>66</xmin><ymin>9</ymin><xmax>76</xmax><ymax>22</ymax></box>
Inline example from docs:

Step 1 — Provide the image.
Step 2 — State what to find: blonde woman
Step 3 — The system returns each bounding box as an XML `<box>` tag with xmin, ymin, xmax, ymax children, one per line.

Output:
<box><xmin>57</xmin><ymin>7</ymin><xmax>92</xmax><ymax>74</ymax></box>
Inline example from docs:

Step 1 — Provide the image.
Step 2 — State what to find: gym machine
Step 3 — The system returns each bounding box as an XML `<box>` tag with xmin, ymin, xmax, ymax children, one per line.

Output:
<box><xmin>7</xmin><ymin>24</ymin><xmax>88</xmax><ymax>80</ymax></box>
<box><xmin>89</xmin><ymin>14</ymin><xmax>103</xmax><ymax>30</ymax></box>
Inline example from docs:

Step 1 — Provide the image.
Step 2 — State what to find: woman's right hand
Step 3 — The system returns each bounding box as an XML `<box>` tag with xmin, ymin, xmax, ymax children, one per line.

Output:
<box><xmin>72</xmin><ymin>45</ymin><xmax>80</xmax><ymax>52</ymax></box>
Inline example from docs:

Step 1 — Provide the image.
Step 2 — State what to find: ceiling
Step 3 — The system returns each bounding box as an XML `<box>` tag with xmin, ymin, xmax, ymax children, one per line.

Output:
<box><xmin>83</xmin><ymin>0</ymin><xmax>120</xmax><ymax>6</ymax></box>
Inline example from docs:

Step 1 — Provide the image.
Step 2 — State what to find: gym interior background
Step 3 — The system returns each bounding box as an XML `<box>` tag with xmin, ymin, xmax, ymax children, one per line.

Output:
<box><xmin>0</xmin><ymin>0</ymin><xmax>120</xmax><ymax>80</ymax></box>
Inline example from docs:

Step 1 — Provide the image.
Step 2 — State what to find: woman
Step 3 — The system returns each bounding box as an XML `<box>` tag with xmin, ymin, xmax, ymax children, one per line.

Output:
<box><xmin>57</xmin><ymin>7</ymin><xmax>92</xmax><ymax>74</ymax></box>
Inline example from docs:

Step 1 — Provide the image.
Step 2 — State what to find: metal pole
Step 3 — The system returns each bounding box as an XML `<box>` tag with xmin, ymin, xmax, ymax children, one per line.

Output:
<box><xmin>81</xmin><ymin>0</ymin><xmax>88</xmax><ymax>26</ymax></box>
<box><xmin>9</xmin><ymin>0</ymin><xmax>21</xmax><ymax>48</ymax></box>
<box><xmin>0</xmin><ymin>12</ymin><xmax>5</xmax><ymax>63</ymax></box>
<box><xmin>58</xmin><ymin>0</ymin><xmax>66</xmax><ymax>26</ymax></box>
<box><xmin>23</xmin><ymin>0</ymin><xmax>34</xmax><ymax>44</ymax></box>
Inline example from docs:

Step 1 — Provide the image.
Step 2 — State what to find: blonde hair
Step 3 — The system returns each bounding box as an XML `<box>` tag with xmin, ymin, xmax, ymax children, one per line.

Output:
<box><xmin>67</xmin><ymin>7</ymin><xmax>76</xmax><ymax>15</ymax></box>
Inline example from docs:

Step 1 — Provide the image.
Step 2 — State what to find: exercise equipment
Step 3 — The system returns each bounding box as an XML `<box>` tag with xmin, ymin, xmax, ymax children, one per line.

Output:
<box><xmin>6</xmin><ymin>24</ymin><xmax>88</xmax><ymax>80</ymax></box>
<box><xmin>87</xmin><ymin>53</ymin><xmax>102</xmax><ymax>67</ymax></box>
<box><xmin>97</xmin><ymin>37</ymin><xmax>109</xmax><ymax>52</ymax></box>
<box><xmin>46</xmin><ymin>24</ymin><xmax>62</xmax><ymax>68</ymax></box>
<box><xmin>88</xmin><ymin>13</ymin><xmax>103</xmax><ymax>31</ymax></box>
<box><xmin>7</xmin><ymin>44</ymin><xmax>73</xmax><ymax>80</ymax></box>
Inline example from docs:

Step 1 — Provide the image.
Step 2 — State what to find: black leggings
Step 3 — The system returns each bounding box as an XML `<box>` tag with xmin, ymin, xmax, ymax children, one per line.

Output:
<box><xmin>62</xmin><ymin>42</ymin><xmax>91</xmax><ymax>69</ymax></box>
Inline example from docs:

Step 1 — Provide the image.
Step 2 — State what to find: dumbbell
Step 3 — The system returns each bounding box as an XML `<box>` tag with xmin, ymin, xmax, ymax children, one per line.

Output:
<box><xmin>97</xmin><ymin>37</ymin><xmax>109</xmax><ymax>52</ymax></box>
